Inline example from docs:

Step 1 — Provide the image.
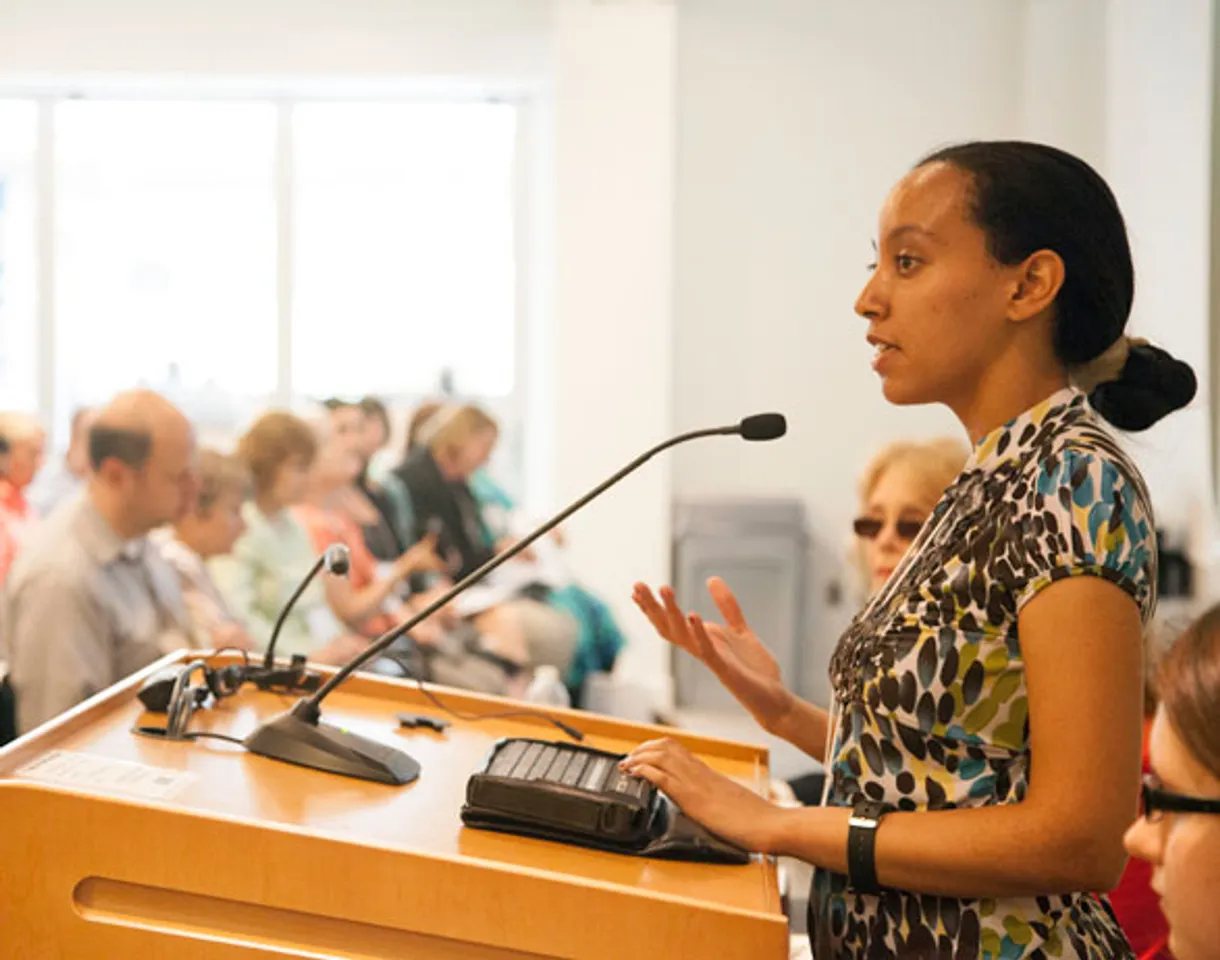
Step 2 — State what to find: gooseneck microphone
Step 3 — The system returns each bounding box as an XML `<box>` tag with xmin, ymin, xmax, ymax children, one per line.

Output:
<box><xmin>243</xmin><ymin>414</ymin><xmax>787</xmax><ymax>784</ymax></box>
<box><xmin>263</xmin><ymin>544</ymin><xmax>351</xmax><ymax>671</ymax></box>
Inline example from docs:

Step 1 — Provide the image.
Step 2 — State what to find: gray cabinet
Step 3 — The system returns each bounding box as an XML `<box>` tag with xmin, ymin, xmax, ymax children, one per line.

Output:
<box><xmin>671</xmin><ymin>498</ymin><xmax>809</xmax><ymax>712</ymax></box>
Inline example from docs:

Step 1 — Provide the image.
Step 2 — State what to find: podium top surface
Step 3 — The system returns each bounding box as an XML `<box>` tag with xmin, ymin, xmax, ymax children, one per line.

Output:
<box><xmin>0</xmin><ymin>652</ymin><xmax>782</xmax><ymax>920</ymax></box>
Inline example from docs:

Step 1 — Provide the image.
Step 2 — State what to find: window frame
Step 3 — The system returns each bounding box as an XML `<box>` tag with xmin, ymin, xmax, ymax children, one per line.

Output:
<box><xmin>0</xmin><ymin>82</ymin><xmax>533</xmax><ymax>498</ymax></box>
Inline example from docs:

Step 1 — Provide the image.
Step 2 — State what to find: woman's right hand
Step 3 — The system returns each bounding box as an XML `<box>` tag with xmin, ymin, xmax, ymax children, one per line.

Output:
<box><xmin>632</xmin><ymin>577</ymin><xmax>794</xmax><ymax>733</ymax></box>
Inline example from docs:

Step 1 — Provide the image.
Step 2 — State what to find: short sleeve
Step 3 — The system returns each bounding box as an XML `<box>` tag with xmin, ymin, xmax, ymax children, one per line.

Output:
<box><xmin>1013</xmin><ymin>446</ymin><xmax>1155</xmax><ymax>619</ymax></box>
<box><xmin>6</xmin><ymin>569</ymin><xmax>110</xmax><ymax>733</ymax></box>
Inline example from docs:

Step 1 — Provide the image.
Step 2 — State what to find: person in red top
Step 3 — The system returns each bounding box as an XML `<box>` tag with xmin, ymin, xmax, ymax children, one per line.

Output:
<box><xmin>0</xmin><ymin>413</ymin><xmax>45</xmax><ymax>583</ymax></box>
<box><xmin>293</xmin><ymin>410</ymin><xmax>444</xmax><ymax>640</ymax></box>
<box><xmin>1124</xmin><ymin>607</ymin><xmax>1220</xmax><ymax>960</ymax></box>
<box><xmin>1110</xmin><ymin>682</ymin><xmax>1173</xmax><ymax>960</ymax></box>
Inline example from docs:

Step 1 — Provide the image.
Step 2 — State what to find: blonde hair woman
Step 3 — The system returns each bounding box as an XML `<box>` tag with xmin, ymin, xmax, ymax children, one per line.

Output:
<box><xmin>783</xmin><ymin>438</ymin><xmax>967</xmax><ymax>808</ymax></box>
<box><xmin>382</xmin><ymin>403</ymin><xmax>578</xmax><ymax>676</ymax></box>
<box><xmin>853</xmin><ymin>438</ymin><xmax>969</xmax><ymax>596</ymax></box>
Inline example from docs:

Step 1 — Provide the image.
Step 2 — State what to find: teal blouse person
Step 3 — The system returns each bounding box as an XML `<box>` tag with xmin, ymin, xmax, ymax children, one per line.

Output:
<box><xmin>378</xmin><ymin>466</ymin><xmax>626</xmax><ymax>701</ymax></box>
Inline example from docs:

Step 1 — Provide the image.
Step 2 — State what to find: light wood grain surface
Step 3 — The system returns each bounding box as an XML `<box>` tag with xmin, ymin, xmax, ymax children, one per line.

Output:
<box><xmin>0</xmin><ymin>651</ymin><xmax>788</xmax><ymax>959</ymax></box>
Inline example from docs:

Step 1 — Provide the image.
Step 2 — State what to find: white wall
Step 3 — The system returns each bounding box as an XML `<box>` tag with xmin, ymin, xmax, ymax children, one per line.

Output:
<box><xmin>670</xmin><ymin>0</ymin><xmax>1186</xmax><ymax>705</ymax></box>
<box><xmin>549</xmin><ymin>1</ymin><xmax>677</xmax><ymax>705</ymax></box>
<box><xmin>1103</xmin><ymin>0</ymin><xmax>1214</xmax><ymax>548</ymax></box>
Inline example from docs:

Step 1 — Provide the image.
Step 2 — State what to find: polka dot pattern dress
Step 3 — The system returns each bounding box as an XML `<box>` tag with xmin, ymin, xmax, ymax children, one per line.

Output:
<box><xmin>810</xmin><ymin>389</ymin><xmax>1154</xmax><ymax>959</ymax></box>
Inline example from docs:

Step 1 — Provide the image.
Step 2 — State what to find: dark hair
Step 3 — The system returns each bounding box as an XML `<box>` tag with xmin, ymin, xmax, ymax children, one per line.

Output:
<box><xmin>359</xmin><ymin>396</ymin><xmax>391</xmax><ymax>438</ymax></box>
<box><xmin>321</xmin><ymin>397</ymin><xmax>354</xmax><ymax>412</ymax></box>
<box><xmin>1157</xmin><ymin>604</ymin><xmax>1220</xmax><ymax>778</ymax></box>
<box><xmin>919</xmin><ymin>141</ymin><xmax>1196</xmax><ymax>431</ymax></box>
<box><xmin>88</xmin><ymin>425</ymin><xmax>152</xmax><ymax>472</ymax></box>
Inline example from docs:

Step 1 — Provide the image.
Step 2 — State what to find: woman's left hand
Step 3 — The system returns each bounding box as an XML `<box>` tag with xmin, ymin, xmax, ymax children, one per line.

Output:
<box><xmin>621</xmin><ymin>737</ymin><xmax>788</xmax><ymax>854</ymax></box>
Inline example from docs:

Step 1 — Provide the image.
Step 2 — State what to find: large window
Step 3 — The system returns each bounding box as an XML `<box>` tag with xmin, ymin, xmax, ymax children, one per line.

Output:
<box><xmin>293</xmin><ymin>103</ymin><xmax>517</xmax><ymax>401</ymax></box>
<box><xmin>0</xmin><ymin>95</ymin><xmax>521</xmax><ymax>483</ymax></box>
<box><xmin>0</xmin><ymin>101</ymin><xmax>38</xmax><ymax>413</ymax></box>
<box><xmin>55</xmin><ymin>102</ymin><xmax>278</xmax><ymax>440</ymax></box>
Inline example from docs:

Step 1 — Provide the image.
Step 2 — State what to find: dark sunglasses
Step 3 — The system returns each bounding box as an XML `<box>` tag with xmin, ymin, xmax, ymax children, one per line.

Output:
<box><xmin>1142</xmin><ymin>775</ymin><xmax>1220</xmax><ymax>822</ymax></box>
<box><xmin>853</xmin><ymin>516</ymin><xmax>923</xmax><ymax>542</ymax></box>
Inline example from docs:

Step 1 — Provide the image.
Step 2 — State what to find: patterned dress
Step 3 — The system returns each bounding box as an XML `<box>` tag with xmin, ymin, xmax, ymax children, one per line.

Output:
<box><xmin>810</xmin><ymin>389</ymin><xmax>1154</xmax><ymax>959</ymax></box>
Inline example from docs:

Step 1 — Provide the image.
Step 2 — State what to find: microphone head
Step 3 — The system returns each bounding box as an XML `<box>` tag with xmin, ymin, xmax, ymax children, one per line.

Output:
<box><xmin>323</xmin><ymin>544</ymin><xmax>352</xmax><ymax>576</ymax></box>
<box><xmin>738</xmin><ymin>413</ymin><xmax>787</xmax><ymax>442</ymax></box>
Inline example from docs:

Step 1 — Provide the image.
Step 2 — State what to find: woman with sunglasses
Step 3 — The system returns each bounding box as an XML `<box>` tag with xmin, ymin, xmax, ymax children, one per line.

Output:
<box><xmin>785</xmin><ymin>439</ymin><xmax>967</xmax><ymax>808</ymax></box>
<box><xmin>852</xmin><ymin>439</ymin><xmax>968</xmax><ymax>598</ymax></box>
<box><xmin>624</xmin><ymin>141</ymin><xmax>1197</xmax><ymax>958</ymax></box>
<box><xmin>1123</xmin><ymin>606</ymin><xmax>1220</xmax><ymax>960</ymax></box>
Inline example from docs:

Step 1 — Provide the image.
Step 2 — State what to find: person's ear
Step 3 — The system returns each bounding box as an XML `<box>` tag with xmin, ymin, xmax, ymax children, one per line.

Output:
<box><xmin>96</xmin><ymin>458</ymin><xmax>127</xmax><ymax>489</ymax></box>
<box><xmin>1007</xmin><ymin>249</ymin><xmax>1064</xmax><ymax>324</ymax></box>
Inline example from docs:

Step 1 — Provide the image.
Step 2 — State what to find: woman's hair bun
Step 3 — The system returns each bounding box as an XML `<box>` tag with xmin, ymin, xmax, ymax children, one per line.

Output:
<box><xmin>1089</xmin><ymin>342</ymin><xmax>1197</xmax><ymax>431</ymax></box>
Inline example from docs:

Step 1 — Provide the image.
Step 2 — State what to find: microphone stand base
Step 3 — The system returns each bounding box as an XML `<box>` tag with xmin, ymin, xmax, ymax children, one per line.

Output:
<box><xmin>243</xmin><ymin>708</ymin><xmax>420</xmax><ymax>785</ymax></box>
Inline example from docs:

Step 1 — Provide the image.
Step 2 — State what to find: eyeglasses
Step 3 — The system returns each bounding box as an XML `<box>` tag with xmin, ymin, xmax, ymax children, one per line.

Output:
<box><xmin>1142</xmin><ymin>774</ymin><xmax>1220</xmax><ymax>822</ymax></box>
<box><xmin>853</xmin><ymin>516</ymin><xmax>924</xmax><ymax>542</ymax></box>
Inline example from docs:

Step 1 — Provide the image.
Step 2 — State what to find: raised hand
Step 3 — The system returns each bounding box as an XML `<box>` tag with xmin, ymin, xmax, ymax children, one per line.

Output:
<box><xmin>632</xmin><ymin>577</ymin><xmax>794</xmax><ymax>732</ymax></box>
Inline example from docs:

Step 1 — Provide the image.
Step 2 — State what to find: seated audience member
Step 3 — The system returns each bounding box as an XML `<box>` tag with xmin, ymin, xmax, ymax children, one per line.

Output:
<box><xmin>381</xmin><ymin>404</ymin><xmax>578</xmax><ymax>674</ymax></box>
<box><xmin>1110</xmin><ymin>675</ymin><xmax>1172</xmax><ymax>959</ymax></box>
<box><xmin>357</xmin><ymin>395</ymin><xmax>399</xmax><ymax>490</ymax></box>
<box><xmin>294</xmin><ymin>411</ymin><xmax>444</xmax><ymax>638</ymax></box>
<box><xmin>2</xmin><ymin>391</ymin><xmax>200</xmax><ymax>733</ymax></box>
<box><xmin>1124</xmin><ymin>606</ymin><xmax>1220</xmax><ymax>960</ymax></box>
<box><xmin>153</xmin><ymin>449</ymin><xmax>256</xmax><ymax>652</ymax></box>
<box><xmin>324</xmin><ymin>399</ymin><xmax>405</xmax><ymax>563</ymax></box>
<box><xmin>27</xmin><ymin>406</ymin><xmax>95</xmax><ymax>518</ymax></box>
<box><xmin>0</xmin><ymin>412</ymin><xmax>46</xmax><ymax>582</ymax></box>
<box><xmin>455</xmin><ymin>424</ymin><xmax>629</xmax><ymax>705</ymax></box>
<box><xmin>209</xmin><ymin>411</ymin><xmax>369</xmax><ymax>666</ymax></box>
<box><xmin>782</xmin><ymin>437</ymin><xmax>968</xmax><ymax>806</ymax></box>
<box><xmin>312</xmin><ymin>402</ymin><xmax>530</xmax><ymax>695</ymax></box>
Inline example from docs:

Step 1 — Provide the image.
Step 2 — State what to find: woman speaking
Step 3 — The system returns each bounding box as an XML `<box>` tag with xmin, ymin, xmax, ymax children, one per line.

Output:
<box><xmin>623</xmin><ymin>141</ymin><xmax>1196</xmax><ymax>958</ymax></box>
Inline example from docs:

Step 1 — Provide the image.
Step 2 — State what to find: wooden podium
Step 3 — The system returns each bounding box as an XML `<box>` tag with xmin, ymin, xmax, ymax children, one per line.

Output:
<box><xmin>0</xmin><ymin>652</ymin><xmax>788</xmax><ymax>959</ymax></box>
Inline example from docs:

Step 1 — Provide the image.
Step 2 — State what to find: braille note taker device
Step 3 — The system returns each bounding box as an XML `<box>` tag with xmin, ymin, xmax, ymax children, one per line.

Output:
<box><xmin>461</xmin><ymin>738</ymin><xmax>750</xmax><ymax>864</ymax></box>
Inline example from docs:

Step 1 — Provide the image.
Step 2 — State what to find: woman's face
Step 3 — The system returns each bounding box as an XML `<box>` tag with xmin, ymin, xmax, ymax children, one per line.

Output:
<box><xmin>1123</xmin><ymin>709</ymin><xmax>1220</xmax><ymax>960</ymax></box>
<box><xmin>312</xmin><ymin>423</ymin><xmax>363</xmax><ymax>488</ymax></box>
<box><xmin>360</xmin><ymin>412</ymin><xmax>389</xmax><ymax>460</ymax></box>
<box><xmin>270</xmin><ymin>455</ymin><xmax>311</xmax><ymax>508</ymax></box>
<box><xmin>438</xmin><ymin>428</ymin><xmax>497</xmax><ymax>482</ymax></box>
<box><xmin>193</xmin><ymin>487</ymin><xmax>247</xmax><ymax>558</ymax></box>
<box><xmin>329</xmin><ymin>406</ymin><xmax>366</xmax><ymax>454</ymax></box>
<box><xmin>855</xmin><ymin>162</ymin><xmax>1021</xmax><ymax>410</ymax></box>
<box><xmin>7</xmin><ymin>432</ymin><xmax>45</xmax><ymax>490</ymax></box>
<box><xmin>858</xmin><ymin>462</ymin><xmax>939</xmax><ymax>594</ymax></box>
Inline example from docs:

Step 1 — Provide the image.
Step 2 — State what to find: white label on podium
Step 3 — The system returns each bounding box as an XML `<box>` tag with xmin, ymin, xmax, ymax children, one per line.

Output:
<box><xmin>16</xmin><ymin>750</ymin><xmax>198</xmax><ymax>801</ymax></box>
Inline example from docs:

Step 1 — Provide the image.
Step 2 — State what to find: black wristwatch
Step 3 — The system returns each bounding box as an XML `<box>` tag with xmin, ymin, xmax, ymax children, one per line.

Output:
<box><xmin>847</xmin><ymin>800</ymin><xmax>891</xmax><ymax>894</ymax></box>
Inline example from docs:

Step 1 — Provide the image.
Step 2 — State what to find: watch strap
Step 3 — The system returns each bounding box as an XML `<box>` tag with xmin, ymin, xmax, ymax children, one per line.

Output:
<box><xmin>847</xmin><ymin>800</ymin><xmax>890</xmax><ymax>894</ymax></box>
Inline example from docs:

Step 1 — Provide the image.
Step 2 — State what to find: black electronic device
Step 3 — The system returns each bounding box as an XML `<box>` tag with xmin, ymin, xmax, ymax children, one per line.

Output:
<box><xmin>462</xmin><ymin>738</ymin><xmax>750</xmax><ymax>864</ymax></box>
